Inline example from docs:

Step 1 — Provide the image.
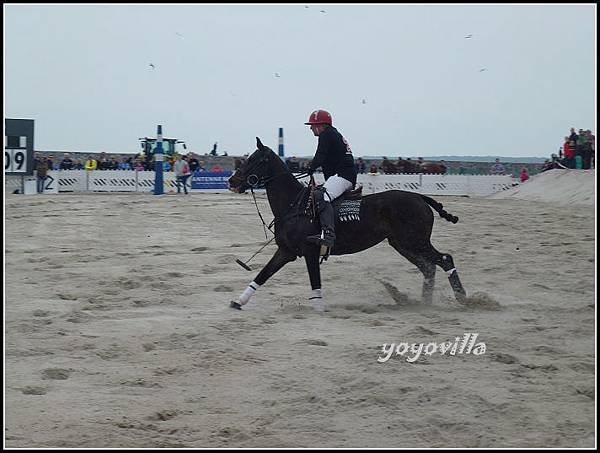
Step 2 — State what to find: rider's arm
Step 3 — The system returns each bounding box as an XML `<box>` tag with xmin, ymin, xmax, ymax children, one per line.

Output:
<box><xmin>309</xmin><ymin>135</ymin><xmax>329</xmax><ymax>172</ymax></box>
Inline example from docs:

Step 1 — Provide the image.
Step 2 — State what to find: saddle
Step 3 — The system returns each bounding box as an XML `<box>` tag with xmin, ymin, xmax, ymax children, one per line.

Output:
<box><xmin>341</xmin><ymin>185</ymin><xmax>363</xmax><ymax>200</ymax></box>
<box><xmin>307</xmin><ymin>184</ymin><xmax>364</xmax><ymax>222</ymax></box>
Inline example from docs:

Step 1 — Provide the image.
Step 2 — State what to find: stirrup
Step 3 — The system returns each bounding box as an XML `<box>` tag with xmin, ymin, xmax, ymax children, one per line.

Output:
<box><xmin>307</xmin><ymin>235</ymin><xmax>334</xmax><ymax>247</ymax></box>
<box><xmin>320</xmin><ymin>244</ymin><xmax>331</xmax><ymax>263</ymax></box>
<box><xmin>306</xmin><ymin>234</ymin><xmax>322</xmax><ymax>245</ymax></box>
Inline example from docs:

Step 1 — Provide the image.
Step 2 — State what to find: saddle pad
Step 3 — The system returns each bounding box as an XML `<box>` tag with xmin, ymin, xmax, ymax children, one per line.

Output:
<box><xmin>335</xmin><ymin>199</ymin><xmax>362</xmax><ymax>222</ymax></box>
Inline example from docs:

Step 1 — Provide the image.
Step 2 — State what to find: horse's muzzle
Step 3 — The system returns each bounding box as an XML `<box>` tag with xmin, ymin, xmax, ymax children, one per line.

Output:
<box><xmin>228</xmin><ymin>171</ymin><xmax>244</xmax><ymax>193</ymax></box>
<box><xmin>228</xmin><ymin>181</ymin><xmax>247</xmax><ymax>194</ymax></box>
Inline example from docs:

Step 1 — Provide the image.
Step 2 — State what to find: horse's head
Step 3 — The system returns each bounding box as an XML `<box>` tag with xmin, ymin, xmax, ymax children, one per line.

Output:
<box><xmin>228</xmin><ymin>137</ymin><xmax>277</xmax><ymax>193</ymax></box>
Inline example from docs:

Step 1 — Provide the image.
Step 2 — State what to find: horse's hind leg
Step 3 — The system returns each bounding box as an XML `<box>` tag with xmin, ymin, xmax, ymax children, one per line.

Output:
<box><xmin>388</xmin><ymin>239</ymin><xmax>436</xmax><ymax>304</ymax></box>
<box><xmin>434</xmin><ymin>251</ymin><xmax>467</xmax><ymax>302</ymax></box>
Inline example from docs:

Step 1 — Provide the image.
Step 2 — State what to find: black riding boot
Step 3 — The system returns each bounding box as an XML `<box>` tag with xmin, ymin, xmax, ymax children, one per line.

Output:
<box><xmin>307</xmin><ymin>201</ymin><xmax>336</xmax><ymax>248</ymax></box>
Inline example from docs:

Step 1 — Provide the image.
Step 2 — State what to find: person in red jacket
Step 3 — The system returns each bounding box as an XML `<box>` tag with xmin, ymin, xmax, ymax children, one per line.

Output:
<box><xmin>519</xmin><ymin>167</ymin><xmax>530</xmax><ymax>183</ymax></box>
<box><xmin>563</xmin><ymin>136</ymin><xmax>575</xmax><ymax>168</ymax></box>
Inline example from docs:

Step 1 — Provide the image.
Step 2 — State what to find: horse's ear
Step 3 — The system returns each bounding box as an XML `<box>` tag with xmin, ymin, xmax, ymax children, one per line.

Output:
<box><xmin>256</xmin><ymin>137</ymin><xmax>264</xmax><ymax>149</ymax></box>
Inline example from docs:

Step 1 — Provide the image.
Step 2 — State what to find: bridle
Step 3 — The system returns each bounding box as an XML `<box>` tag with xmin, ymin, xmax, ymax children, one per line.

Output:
<box><xmin>232</xmin><ymin>152</ymin><xmax>313</xmax><ymax>238</ymax></box>
<box><xmin>241</xmin><ymin>154</ymin><xmax>293</xmax><ymax>190</ymax></box>
<box><xmin>230</xmin><ymin>152</ymin><xmax>318</xmax><ymax>270</ymax></box>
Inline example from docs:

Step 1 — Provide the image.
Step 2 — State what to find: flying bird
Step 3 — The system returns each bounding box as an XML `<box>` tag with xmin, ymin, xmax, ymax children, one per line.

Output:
<box><xmin>320</xmin><ymin>10</ymin><xmax>326</xmax><ymax>13</ymax></box>
<box><xmin>175</xmin><ymin>32</ymin><xmax>184</xmax><ymax>38</ymax></box>
<box><xmin>149</xmin><ymin>63</ymin><xmax>155</xmax><ymax>69</ymax></box>
<box><xmin>361</xmin><ymin>99</ymin><xmax>367</xmax><ymax>104</ymax></box>
<box><xmin>465</xmin><ymin>34</ymin><xmax>473</xmax><ymax>39</ymax></box>
<box><xmin>478</xmin><ymin>68</ymin><xmax>487</xmax><ymax>72</ymax></box>
<box><xmin>274</xmin><ymin>73</ymin><xmax>281</xmax><ymax>78</ymax></box>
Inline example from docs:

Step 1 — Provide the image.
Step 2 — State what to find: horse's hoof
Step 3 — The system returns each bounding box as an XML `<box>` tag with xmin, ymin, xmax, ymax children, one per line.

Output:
<box><xmin>230</xmin><ymin>301</ymin><xmax>242</xmax><ymax>310</ymax></box>
<box><xmin>455</xmin><ymin>293</ymin><xmax>468</xmax><ymax>304</ymax></box>
<box><xmin>311</xmin><ymin>301</ymin><xmax>326</xmax><ymax>313</ymax></box>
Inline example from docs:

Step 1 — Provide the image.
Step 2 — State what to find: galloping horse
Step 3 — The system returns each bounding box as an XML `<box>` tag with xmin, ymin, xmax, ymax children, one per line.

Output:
<box><xmin>227</xmin><ymin>138</ymin><xmax>467</xmax><ymax>311</ymax></box>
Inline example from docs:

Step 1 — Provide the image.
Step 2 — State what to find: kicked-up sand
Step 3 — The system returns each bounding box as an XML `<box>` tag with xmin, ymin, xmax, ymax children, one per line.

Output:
<box><xmin>4</xmin><ymin>170</ymin><xmax>596</xmax><ymax>448</ymax></box>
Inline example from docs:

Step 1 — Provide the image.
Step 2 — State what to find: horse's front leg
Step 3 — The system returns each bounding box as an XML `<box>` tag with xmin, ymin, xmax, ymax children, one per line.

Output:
<box><xmin>230</xmin><ymin>247</ymin><xmax>296</xmax><ymax>310</ymax></box>
<box><xmin>304</xmin><ymin>252</ymin><xmax>325</xmax><ymax>312</ymax></box>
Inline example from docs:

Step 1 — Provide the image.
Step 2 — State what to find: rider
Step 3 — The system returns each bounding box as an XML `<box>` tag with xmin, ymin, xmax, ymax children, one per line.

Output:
<box><xmin>305</xmin><ymin>109</ymin><xmax>357</xmax><ymax>248</ymax></box>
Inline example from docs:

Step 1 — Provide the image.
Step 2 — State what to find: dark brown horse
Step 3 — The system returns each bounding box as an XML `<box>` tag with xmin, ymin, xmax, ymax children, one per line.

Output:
<box><xmin>396</xmin><ymin>159</ymin><xmax>422</xmax><ymax>174</ymax></box>
<box><xmin>381</xmin><ymin>159</ymin><xmax>446</xmax><ymax>174</ymax></box>
<box><xmin>420</xmin><ymin>162</ymin><xmax>447</xmax><ymax>174</ymax></box>
<box><xmin>227</xmin><ymin>138</ymin><xmax>467</xmax><ymax>311</ymax></box>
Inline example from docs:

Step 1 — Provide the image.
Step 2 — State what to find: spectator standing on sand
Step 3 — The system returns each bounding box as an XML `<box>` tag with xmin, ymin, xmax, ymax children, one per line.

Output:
<box><xmin>581</xmin><ymin>130</ymin><xmax>594</xmax><ymax>170</ymax></box>
<box><xmin>519</xmin><ymin>167</ymin><xmax>530</xmax><ymax>183</ymax></box>
<box><xmin>489</xmin><ymin>158</ymin><xmax>506</xmax><ymax>175</ymax></box>
<box><xmin>569</xmin><ymin>127</ymin><xmax>578</xmax><ymax>144</ymax></box>
<box><xmin>563</xmin><ymin>136</ymin><xmax>575</xmax><ymax>169</ymax></box>
<box><xmin>174</xmin><ymin>154</ymin><xmax>191</xmax><ymax>194</ymax></box>
<box><xmin>35</xmin><ymin>156</ymin><xmax>49</xmax><ymax>193</ymax></box>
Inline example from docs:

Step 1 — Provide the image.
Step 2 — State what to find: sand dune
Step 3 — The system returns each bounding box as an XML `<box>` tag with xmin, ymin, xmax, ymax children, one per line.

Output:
<box><xmin>489</xmin><ymin>169</ymin><xmax>595</xmax><ymax>206</ymax></box>
<box><xmin>4</xmin><ymin>183</ymin><xmax>596</xmax><ymax>447</ymax></box>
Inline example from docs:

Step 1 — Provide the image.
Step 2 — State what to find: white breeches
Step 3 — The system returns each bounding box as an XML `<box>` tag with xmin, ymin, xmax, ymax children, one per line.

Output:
<box><xmin>322</xmin><ymin>175</ymin><xmax>353</xmax><ymax>202</ymax></box>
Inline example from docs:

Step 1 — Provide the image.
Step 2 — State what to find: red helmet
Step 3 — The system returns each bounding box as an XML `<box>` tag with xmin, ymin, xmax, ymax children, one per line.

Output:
<box><xmin>305</xmin><ymin>109</ymin><xmax>332</xmax><ymax>125</ymax></box>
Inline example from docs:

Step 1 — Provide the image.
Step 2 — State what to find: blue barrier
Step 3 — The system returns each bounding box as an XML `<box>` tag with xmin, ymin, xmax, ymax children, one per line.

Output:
<box><xmin>191</xmin><ymin>171</ymin><xmax>233</xmax><ymax>190</ymax></box>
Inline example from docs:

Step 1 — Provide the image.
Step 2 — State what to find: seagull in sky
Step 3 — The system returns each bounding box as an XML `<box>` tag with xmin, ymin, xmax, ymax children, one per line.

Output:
<box><xmin>465</xmin><ymin>34</ymin><xmax>473</xmax><ymax>39</ymax></box>
<box><xmin>149</xmin><ymin>63</ymin><xmax>155</xmax><ymax>69</ymax></box>
<box><xmin>478</xmin><ymin>68</ymin><xmax>487</xmax><ymax>72</ymax></box>
<box><xmin>361</xmin><ymin>98</ymin><xmax>367</xmax><ymax>104</ymax></box>
<box><xmin>175</xmin><ymin>32</ymin><xmax>184</xmax><ymax>38</ymax></box>
<box><xmin>274</xmin><ymin>73</ymin><xmax>281</xmax><ymax>78</ymax></box>
<box><xmin>320</xmin><ymin>9</ymin><xmax>326</xmax><ymax>13</ymax></box>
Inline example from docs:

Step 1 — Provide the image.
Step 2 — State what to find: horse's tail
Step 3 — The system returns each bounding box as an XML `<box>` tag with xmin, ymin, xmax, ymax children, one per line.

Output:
<box><xmin>420</xmin><ymin>195</ymin><xmax>459</xmax><ymax>224</ymax></box>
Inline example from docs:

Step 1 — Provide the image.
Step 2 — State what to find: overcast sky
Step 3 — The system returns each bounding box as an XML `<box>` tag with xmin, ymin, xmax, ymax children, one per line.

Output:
<box><xmin>4</xmin><ymin>3</ymin><xmax>596</xmax><ymax>158</ymax></box>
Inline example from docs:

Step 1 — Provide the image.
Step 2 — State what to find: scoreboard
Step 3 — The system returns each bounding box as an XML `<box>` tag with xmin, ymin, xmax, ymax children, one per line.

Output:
<box><xmin>5</xmin><ymin>119</ymin><xmax>34</xmax><ymax>176</ymax></box>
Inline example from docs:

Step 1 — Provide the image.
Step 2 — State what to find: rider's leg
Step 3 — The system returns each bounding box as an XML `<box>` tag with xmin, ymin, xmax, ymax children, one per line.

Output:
<box><xmin>307</xmin><ymin>175</ymin><xmax>352</xmax><ymax>247</ymax></box>
<box><xmin>307</xmin><ymin>187</ymin><xmax>336</xmax><ymax>247</ymax></box>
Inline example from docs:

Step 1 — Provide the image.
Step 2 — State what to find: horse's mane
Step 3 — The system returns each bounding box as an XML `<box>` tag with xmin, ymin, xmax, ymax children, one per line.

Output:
<box><xmin>260</xmin><ymin>146</ymin><xmax>312</xmax><ymax>218</ymax></box>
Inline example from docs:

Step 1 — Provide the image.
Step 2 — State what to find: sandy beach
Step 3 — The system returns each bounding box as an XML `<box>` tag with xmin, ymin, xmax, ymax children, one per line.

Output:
<box><xmin>4</xmin><ymin>170</ymin><xmax>596</xmax><ymax>448</ymax></box>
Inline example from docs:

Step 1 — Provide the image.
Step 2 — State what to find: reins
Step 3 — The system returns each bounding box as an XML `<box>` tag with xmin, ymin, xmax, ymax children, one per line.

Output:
<box><xmin>232</xmin><ymin>149</ymin><xmax>321</xmax><ymax>272</ymax></box>
<box><xmin>248</xmin><ymin>170</ymin><xmax>313</xmax><ymax>239</ymax></box>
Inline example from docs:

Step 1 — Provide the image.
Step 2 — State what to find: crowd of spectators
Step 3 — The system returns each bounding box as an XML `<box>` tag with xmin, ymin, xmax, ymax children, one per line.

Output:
<box><xmin>559</xmin><ymin>127</ymin><xmax>595</xmax><ymax>170</ymax></box>
<box><xmin>536</xmin><ymin>127</ymin><xmax>595</xmax><ymax>173</ymax></box>
<box><xmin>33</xmin><ymin>151</ymin><xmax>234</xmax><ymax>174</ymax></box>
<box><xmin>487</xmin><ymin>126</ymin><xmax>595</xmax><ymax>182</ymax></box>
<box><xmin>37</xmin><ymin>131</ymin><xmax>594</xmax><ymax>182</ymax></box>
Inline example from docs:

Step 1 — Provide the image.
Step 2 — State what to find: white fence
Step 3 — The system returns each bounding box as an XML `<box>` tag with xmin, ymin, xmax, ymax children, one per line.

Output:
<box><xmin>5</xmin><ymin>170</ymin><xmax>516</xmax><ymax>197</ymax></box>
<box><xmin>312</xmin><ymin>173</ymin><xmax>514</xmax><ymax>196</ymax></box>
